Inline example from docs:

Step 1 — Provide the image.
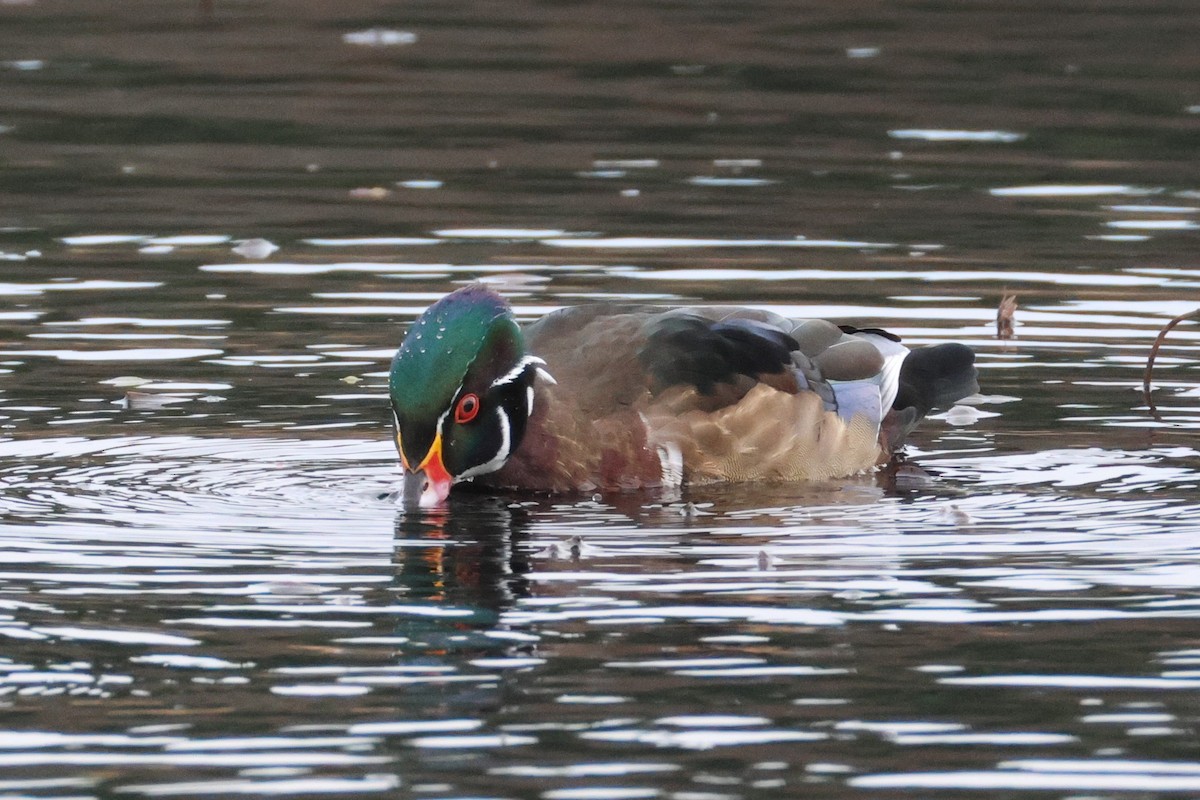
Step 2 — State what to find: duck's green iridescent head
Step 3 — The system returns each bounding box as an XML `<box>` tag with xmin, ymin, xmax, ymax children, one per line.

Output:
<box><xmin>389</xmin><ymin>285</ymin><xmax>540</xmax><ymax>507</ymax></box>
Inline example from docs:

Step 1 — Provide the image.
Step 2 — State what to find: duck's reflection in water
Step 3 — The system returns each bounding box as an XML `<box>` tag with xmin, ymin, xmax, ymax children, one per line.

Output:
<box><xmin>391</xmin><ymin>496</ymin><xmax>532</xmax><ymax>658</ymax></box>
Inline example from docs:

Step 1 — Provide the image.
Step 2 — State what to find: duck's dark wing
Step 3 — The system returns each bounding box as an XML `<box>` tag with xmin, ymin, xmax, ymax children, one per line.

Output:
<box><xmin>637</xmin><ymin>312</ymin><xmax>800</xmax><ymax>395</ymax></box>
<box><xmin>523</xmin><ymin>305</ymin><xmax>885</xmax><ymax>416</ymax></box>
<box><xmin>527</xmin><ymin>303</ymin><xmax>976</xmax><ymax>435</ymax></box>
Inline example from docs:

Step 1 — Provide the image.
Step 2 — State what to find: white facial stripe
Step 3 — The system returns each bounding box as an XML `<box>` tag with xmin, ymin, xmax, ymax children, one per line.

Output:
<box><xmin>490</xmin><ymin>355</ymin><xmax>546</xmax><ymax>389</ymax></box>
<box><xmin>455</xmin><ymin>406</ymin><xmax>511</xmax><ymax>482</ymax></box>
<box><xmin>526</xmin><ymin>385</ymin><xmax>534</xmax><ymax>417</ymax></box>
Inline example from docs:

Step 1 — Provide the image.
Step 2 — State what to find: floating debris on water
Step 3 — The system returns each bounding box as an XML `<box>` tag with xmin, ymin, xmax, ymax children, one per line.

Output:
<box><xmin>939</xmin><ymin>504</ymin><xmax>973</xmax><ymax>526</ymax></box>
<box><xmin>1143</xmin><ymin>307</ymin><xmax>1200</xmax><ymax>418</ymax></box>
<box><xmin>101</xmin><ymin>376</ymin><xmax>150</xmax><ymax>387</ymax></box>
<box><xmin>231</xmin><ymin>238</ymin><xmax>279</xmax><ymax>259</ymax></box>
<box><xmin>118</xmin><ymin>392</ymin><xmax>192</xmax><ymax>410</ymax></box>
<box><xmin>959</xmin><ymin>393</ymin><xmax>1020</xmax><ymax>405</ymax></box>
<box><xmin>936</xmin><ymin>405</ymin><xmax>1001</xmax><ymax>425</ymax></box>
<box><xmin>997</xmin><ymin>294</ymin><xmax>1017</xmax><ymax>339</ymax></box>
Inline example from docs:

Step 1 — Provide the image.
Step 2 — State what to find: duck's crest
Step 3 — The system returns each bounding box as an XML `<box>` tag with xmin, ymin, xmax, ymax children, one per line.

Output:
<box><xmin>389</xmin><ymin>285</ymin><xmax>517</xmax><ymax>419</ymax></box>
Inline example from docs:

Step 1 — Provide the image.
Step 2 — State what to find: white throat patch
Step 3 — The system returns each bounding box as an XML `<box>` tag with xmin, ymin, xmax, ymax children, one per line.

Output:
<box><xmin>455</xmin><ymin>406</ymin><xmax>512</xmax><ymax>482</ymax></box>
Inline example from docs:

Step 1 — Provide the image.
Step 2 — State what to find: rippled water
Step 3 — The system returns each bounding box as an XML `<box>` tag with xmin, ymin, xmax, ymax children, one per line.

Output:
<box><xmin>1</xmin><ymin>1</ymin><xmax>1199</xmax><ymax>798</ymax></box>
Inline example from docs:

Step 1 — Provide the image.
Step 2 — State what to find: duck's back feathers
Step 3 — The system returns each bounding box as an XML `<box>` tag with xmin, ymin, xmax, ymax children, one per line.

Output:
<box><xmin>481</xmin><ymin>303</ymin><xmax>975</xmax><ymax>493</ymax></box>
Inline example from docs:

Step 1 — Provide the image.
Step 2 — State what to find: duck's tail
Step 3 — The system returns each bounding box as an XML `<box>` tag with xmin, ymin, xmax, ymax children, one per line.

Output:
<box><xmin>882</xmin><ymin>343</ymin><xmax>978</xmax><ymax>450</ymax></box>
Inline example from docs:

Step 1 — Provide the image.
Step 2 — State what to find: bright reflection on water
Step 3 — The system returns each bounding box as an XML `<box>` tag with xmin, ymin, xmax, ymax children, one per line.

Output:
<box><xmin>1</xmin><ymin>0</ymin><xmax>1200</xmax><ymax>798</ymax></box>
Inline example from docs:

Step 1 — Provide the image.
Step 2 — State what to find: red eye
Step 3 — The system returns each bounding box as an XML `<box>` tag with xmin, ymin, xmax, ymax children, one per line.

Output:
<box><xmin>454</xmin><ymin>393</ymin><xmax>480</xmax><ymax>424</ymax></box>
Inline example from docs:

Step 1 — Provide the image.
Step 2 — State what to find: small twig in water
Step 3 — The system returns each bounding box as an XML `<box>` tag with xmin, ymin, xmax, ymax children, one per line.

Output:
<box><xmin>1143</xmin><ymin>308</ymin><xmax>1200</xmax><ymax>419</ymax></box>
<box><xmin>996</xmin><ymin>294</ymin><xmax>1017</xmax><ymax>340</ymax></box>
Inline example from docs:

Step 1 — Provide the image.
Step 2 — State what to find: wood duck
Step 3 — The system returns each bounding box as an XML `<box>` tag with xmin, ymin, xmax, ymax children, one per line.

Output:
<box><xmin>389</xmin><ymin>284</ymin><xmax>977</xmax><ymax>508</ymax></box>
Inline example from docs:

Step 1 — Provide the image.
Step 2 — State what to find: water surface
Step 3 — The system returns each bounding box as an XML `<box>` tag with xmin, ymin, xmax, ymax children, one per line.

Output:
<box><xmin>0</xmin><ymin>1</ymin><xmax>1199</xmax><ymax>798</ymax></box>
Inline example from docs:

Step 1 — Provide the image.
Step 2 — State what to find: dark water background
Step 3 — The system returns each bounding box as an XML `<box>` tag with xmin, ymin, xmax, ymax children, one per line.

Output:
<box><xmin>0</xmin><ymin>1</ymin><xmax>1199</xmax><ymax>797</ymax></box>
